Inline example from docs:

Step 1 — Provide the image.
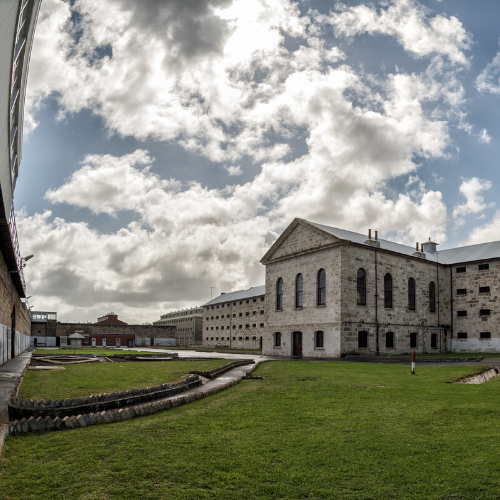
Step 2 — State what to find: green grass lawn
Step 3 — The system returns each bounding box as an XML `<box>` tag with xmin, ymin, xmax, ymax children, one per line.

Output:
<box><xmin>18</xmin><ymin>360</ymin><xmax>226</xmax><ymax>400</ymax></box>
<box><xmin>2</xmin><ymin>361</ymin><xmax>500</xmax><ymax>499</ymax></box>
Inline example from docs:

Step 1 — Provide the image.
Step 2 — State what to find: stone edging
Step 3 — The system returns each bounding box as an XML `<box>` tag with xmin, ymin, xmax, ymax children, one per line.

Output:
<box><xmin>453</xmin><ymin>367</ymin><xmax>500</xmax><ymax>384</ymax></box>
<box><xmin>190</xmin><ymin>360</ymin><xmax>254</xmax><ymax>379</ymax></box>
<box><xmin>8</xmin><ymin>377</ymin><xmax>242</xmax><ymax>436</ymax></box>
<box><xmin>9</xmin><ymin>376</ymin><xmax>202</xmax><ymax>420</ymax></box>
<box><xmin>0</xmin><ymin>424</ymin><xmax>8</xmax><ymax>455</ymax></box>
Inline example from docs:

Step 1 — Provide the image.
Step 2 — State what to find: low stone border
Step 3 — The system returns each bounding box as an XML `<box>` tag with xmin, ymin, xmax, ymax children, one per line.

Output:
<box><xmin>0</xmin><ymin>424</ymin><xmax>8</xmax><ymax>455</ymax></box>
<box><xmin>9</xmin><ymin>376</ymin><xmax>201</xmax><ymax>420</ymax></box>
<box><xmin>7</xmin><ymin>377</ymin><xmax>242</xmax><ymax>435</ymax></box>
<box><xmin>190</xmin><ymin>360</ymin><xmax>254</xmax><ymax>380</ymax></box>
<box><xmin>453</xmin><ymin>367</ymin><xmax>500</xmax><ymax>384</ymax></box>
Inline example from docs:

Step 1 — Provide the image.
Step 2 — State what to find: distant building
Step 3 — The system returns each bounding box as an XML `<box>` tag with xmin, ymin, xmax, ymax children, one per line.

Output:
<box><xmin>95</xmin><ymin>313</ymin><xmax>128</xmax><ymax>325</ymax></box>
<box><xmin>153</xmin><ymin>307</ymin><xmax>203</xmax><ymax>346</ymax></box>
<box><xmin>202</xmin><ymin>287</ymin><xmax>265</xmax><ymax>350</ymax></box>
<box><xmin>30</xmin><ymin>311</ymin><xmax>58</xmax><ymax>347</ymax></box>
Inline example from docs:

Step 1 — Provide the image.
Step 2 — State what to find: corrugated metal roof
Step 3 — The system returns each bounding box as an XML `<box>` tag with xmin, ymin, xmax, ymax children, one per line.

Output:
<box><xmin>308</xmin><ymin>221</ymin><xmax>439</xmax><ymax>262</ymax></box>
<box><xmin>202</xmin><ymin>285</ymin><xmax>265</xmax><ymax>307</ymax></box>
<box><xmin>308</xmin><ymin>221</ymin><xmax>500</xmax><ymax>265</ymax></box>
<box><xmin>437</xmin><ymin>241</ymin><xmax>500</xmax><ymax>265</ymax></box>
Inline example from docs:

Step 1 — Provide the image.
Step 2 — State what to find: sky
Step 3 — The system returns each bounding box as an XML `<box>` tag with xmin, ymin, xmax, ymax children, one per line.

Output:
<box><xmin>14</xmin><ymin>0</ymin><xmax>500</xmax><ymax>323</ymax></box>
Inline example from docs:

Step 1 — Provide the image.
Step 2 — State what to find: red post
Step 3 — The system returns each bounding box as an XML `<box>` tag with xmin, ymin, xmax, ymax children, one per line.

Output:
<box><xmin>412</xmin><ymin>350</ymin><xmax>416</xmax><ymax>374</ymax></box>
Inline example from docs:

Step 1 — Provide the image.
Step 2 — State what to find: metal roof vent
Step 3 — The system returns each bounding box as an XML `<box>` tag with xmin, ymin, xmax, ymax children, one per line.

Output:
<box><xmin>422</xmin><ymin>238</ymin><xmax>439</xmax><ymax>254</ymax></box>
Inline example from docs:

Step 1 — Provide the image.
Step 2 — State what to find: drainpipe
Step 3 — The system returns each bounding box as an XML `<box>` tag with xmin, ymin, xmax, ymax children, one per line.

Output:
<box><xmin>450</xmin><ymin>267</ymin><xmax>454</xmax><ymax>352</ymax></box>
<box><xmin>375</xmin><ymin>249</ymin><xmax>379</xmax><ymax>356</ymax></box>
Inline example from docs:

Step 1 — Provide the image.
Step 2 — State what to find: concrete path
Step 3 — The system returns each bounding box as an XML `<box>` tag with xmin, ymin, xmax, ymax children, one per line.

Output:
<box><xmin>0</xmin><ymin>352</ymin><xmax>32</xmax><ymax>425</ymax></box>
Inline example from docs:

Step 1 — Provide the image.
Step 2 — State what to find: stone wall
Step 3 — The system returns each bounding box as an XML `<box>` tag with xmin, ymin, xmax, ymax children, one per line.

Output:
<box><xmin>261</xmin><ymin>221</ymin><xmax>454</xmax><ymax>357</ymax></box>
<box><xmin>340</xmin><ymin>245</ymin><xmax>451</xmax><ymax>355</ymax></box>
<box><xmin>203</xmin><ymin>294</ymin><xmax>265</xmax><ymax>349</ymax></box>
<box><xmin>263</xmin><ymin>232</ymin><xmax>343</xmax><ymax>357</ymax></box>
<box><xmin>450</xmin><ymin>261</ymin><xmax>500</xmax><ymax>352</ymax></box>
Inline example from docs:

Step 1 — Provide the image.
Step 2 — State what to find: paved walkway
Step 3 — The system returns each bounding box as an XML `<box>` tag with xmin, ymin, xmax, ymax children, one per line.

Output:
<box><xmin>0</xmin><ymin>351</ymin><xmax>32</xmax><ymax>425</ymax></box>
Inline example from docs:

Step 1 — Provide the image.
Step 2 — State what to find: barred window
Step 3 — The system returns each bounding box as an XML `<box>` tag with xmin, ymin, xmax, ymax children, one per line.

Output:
<box><xmin>296</xmin><ymin>274</ymin><xmax>303</xmax><ymax>308</ymax></box>
<box><xmin>431</xmin><ymin>333</ymin><xmax>438</xmax><ymax>348</ymax></box>
<box><xmin>317</xmin><ymin>269</ymin><xmax>326</xmax><ymax>305</ymax></box>
<box><xmin>408</xmin><ymin>278</ymin><xmax>416</xmax><ymax>310</ymax></box>
<box><xmin>357</xmin><ymin>269</ymin><xmax>366</xmax><ymax>306</ymax></box>
<box><xmin>429</xmin><ymin>281</ymin><xmax>436</xmax><ymax>313</ymax></box>
<box><xmin>384</xmin><ymin>273</ymin><xmax>393</xmax><ymax>308</ymax></box>
<box><xmin>276</xmin><ymin>278</ymin><xmax>283</xmax><ymax>310</ymax></box>
<box><xmin>457</xmin><ymin>332</ymin><xmax>467</xmax><ymax>339</ymax></box>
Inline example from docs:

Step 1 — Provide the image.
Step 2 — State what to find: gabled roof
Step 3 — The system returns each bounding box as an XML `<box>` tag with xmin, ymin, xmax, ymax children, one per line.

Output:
<box><xmin>202</xmin><ymin>285</ymin><xmax>265</xmax><ymax>307</ymax></box>
<box><xmin>261</xmin><ymin>218</ymin><xmax>500</xmax><ymax>266</ymax></box>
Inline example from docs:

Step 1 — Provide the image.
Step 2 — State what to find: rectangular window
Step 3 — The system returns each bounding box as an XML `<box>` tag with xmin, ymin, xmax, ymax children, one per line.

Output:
<box><xmin>233</xmin><ymin>325</ymin><xmax>236</xmax><ymax>329</ymax></box>
<box><xmin>456</xmin><ymin>267</ymin><xmax>466</xmax><ymax>273</ymax></box>
<box><xmin>480</xmin><ymin>309</ymin><xmax>491</xmax><ymax>316</ymax></box>
<box><xmin>260</xmin><ymin>323</ymin><xmax>264</xmax><ymax>327</ymax></box>
<box><xmin>457</xmin><ymin>310</ymin><xmax>467</xmax><ymax>317</ymax></box>
<box><xmin>358</xmin><ymin>331</ymin><xmax>368</xmax><ymax>348</ymax></box>
<box><xmin>315</xmin><ymin>331</ymin><xmax>324</xmax><ymax>348</ymax></box>
<box><xmin>457</xmin><ymin>332</ymin><xmax>467</xmax><ymax>339</ymax></box>
<box><xmin>239</xmin><ymin>313</ymin><xmax>242</xmax><ymax>317</ymax></box>
<box><xmin>232</xmin><ymin>337</ymin><xmax>235</xmax><ymax>340</ymax></box>
<box><xmin>246</xmin><ymin>312</ymin><xmax>249</xmax><ymax>316</ymax></box>
<box><xmin>479</xmin><ymin>286</ymin><xmax>490</xmax><ymax>293</ymax></box>
<box><xmin>221</xmin><ymin>326</ymin><xmax>224</xmax><ymax>330</ymax></box>
<box><xmin>245</xmin><ymin>324</ymin><xmax>249</xmax><ymax>329</ymax></box>
<box><xmin>480</xmin><ymin>332</ymin><xmax>491</xmax><ymax>339</ymax></box>
<box><xmin>233</xmin><ymin>314</ymin><xmax>236</xmax><ymax>318</ymax></box>
<box><xmin>210</xmin><ymin>337</ymin><xmax>213</xmax><ymax>340</ymax></box>
<box><xmin>215</xmin><ymin>337</ymin><xmax>218</xmax><ymax>341</ymax></box>
<box><xmin>253</xmin><ymin>298</ymin><xmax>257</xmax><ymax>302</ymax></box>
<box><xmin>206</xmin><ymin>337</ymin><xmax>208</xmax><ymax>340</ymax></box>
<box><xmin>252</xmin><ymin>324</ymin><xmax>256</xmax><ymax>327</ymax></box>
<box><xmin>457</xmin><ymin>289</ymin><xmax>467</xmax><ymax>295</ymax></box>
<box><xmin>261</xmin><ymin>297</ymin><xmax>264</xmax><ymax>301</ymax></box>
<box><xmin>274</xmin><ymin>332</ymin><xmax>281</xmax><ymax>347</ymax></box>
<box><xmin>431</xmin><ymin>333</ymin><xmax>437</xmax><ymax>348</ymax></box>
<box><xmin>386</xmin><ymin>332</ymin><xmax>394</xmax><ymax>348</ymax></box>
<box><xmin>239</xmin><ymin>325</ymin><xmax>242</xmax><ymax>329</ymax></box>
<box><xmin>479</xmin><ymin>264</ymin><xmax>489</xmax><ymax>270</ymax></box>
<box><xmin>252</xmin><ymin>336</ymin><xmax>256</xmax><ymax>340</ymax></box>
<box><xmin>245</xmin><ymin>337</ymin><xmax>249</xmax><ymax>340</ymax></box>
<box><xmin>239</xmin><ymin>337</ymin><xmax>242</xmax><ymax>340</ymax></box>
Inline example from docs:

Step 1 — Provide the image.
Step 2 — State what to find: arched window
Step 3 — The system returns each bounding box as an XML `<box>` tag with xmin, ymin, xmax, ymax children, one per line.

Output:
<box><xmin>408</xmin><ymin>278</ymin><xmax>416</xmax><ymax>310</ymax></box>
<box><xmin>276</xmin><ymin>278</ymin><xmax>283</xmax><ymax>310</ymax></box>
<box><xmin>410</xmin><ymin>332</ymin><xmax>417</xmax><ymax>348</ymax></box>
<box><xmin>357</xmin><ymin>268</ymin><xmax>366</xmax><ymax>305</ymax></box>
<box><xmin>386</xmin><ymin>332</ymin><xmax>394</xmax><ymax>348</ymax></box>
<box><xmin>429</xmin><ymin>281</ymin><xmax>436</xmax><ymax>313</ymax></box>
<box><xmin>358</xmin><ymin>331</ymin><xmax>368</xmax><ymax>348</ymax></box>
<box><xmin>384</xmin><ymin>273</ymin><xmax>393</xmax><ymax>308</ymax></box>
<box><xmin>295</xmin><ymin>274</ymin><xmax>303</xmax><ymax>308</ymax></box>
<box><xmin>317</xmin><ymin>269</ymin><xmax>326</xmax><ymax>305</ymax></box>
<box><xmin>274</xmin><ymin>332</ymin><xmax>281</xmax><ymax>347</ymax></box>
<box><xmin>315</xmin><ymin>331</ymin><xmax>324</xmax><ymax>348</ymax></box>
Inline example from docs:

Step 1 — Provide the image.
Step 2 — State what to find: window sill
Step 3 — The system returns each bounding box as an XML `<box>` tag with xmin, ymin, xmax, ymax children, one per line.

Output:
<box><xmin>294</xmin><ymin>307</ymin><xmax>303</xmax><ymax>310</ymax></box>
<box><xmin>316</xmin><ymin>304</ymin><xmax>326</xmax><ymax>308</ymax></box>
<box><xmin>273</xmin><ymin>346</ymin><xmax>281</xmax><ymax>349</ymax></box>
<box><xmin>314</xmin><ymin>347</ymin><xmax>324</xmax><ymax>350</ymax></box>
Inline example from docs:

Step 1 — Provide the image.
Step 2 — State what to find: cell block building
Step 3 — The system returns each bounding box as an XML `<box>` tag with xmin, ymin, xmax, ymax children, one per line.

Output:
<box><xmin>261</xmin><ymin>218</ymin><xmax>500</xmax><ymax>357</ymax></box>
<box><xmin>203</xmin><ymin>287</ymin><xmax>265</xmax><ymax>350</ymax></box>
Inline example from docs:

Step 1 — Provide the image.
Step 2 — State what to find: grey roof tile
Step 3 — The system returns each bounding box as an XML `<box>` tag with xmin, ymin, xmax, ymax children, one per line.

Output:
<box><xmin>202</xmin><ymin>285</ymin><xmax>265</xmax><ymax>307</ymax></box>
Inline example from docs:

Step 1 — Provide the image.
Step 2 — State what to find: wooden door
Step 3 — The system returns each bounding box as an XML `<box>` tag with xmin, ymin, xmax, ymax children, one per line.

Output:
<box><xmin>292</xmin><ymin>332</ymin><xmax>302</xmax><ymax>357</ymax></box>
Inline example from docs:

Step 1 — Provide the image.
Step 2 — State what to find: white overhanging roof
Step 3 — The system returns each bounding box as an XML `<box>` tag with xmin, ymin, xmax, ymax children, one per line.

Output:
<box><xmin>308</xmin><ymin>221</ymin><xmax>500</xmax><ymax>265</ymax></box>
<box><xmin>202</xmin><ymin>285</ymin><xmax>265</xmax><ymax>307</ymax></box>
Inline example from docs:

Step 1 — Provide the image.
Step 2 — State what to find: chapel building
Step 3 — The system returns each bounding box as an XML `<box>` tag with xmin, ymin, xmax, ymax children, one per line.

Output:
<box><xmin>260</xmin><ymin>218</ymin><xmax>500</xmax><ymax>357</ymax></box>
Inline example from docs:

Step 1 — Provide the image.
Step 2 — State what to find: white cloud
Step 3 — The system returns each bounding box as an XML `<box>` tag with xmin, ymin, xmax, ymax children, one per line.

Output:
<box><xmin>465</xmin><ymin>210</ymin><xmax>500</xmax><ymax>245</ymax></box>
<box><xmin>452</xmin><ymin>177</ymin><xmax>493</xmax><ymax>219</ymax></box>
<box><xmin>478</xmin><ymin>128</ymin><xmax>492</xmax><ymax>144</ymax></box>
<box><xmin>317</xmin><ymin>0</ymin><xmax>472</xmax><ymax>65</ymax></box>
<box><xmin>224</xmin><ymin>165</ymin><xmax>242</xmax><ymax>176</ymax></box>
<box><xmin>477</xmin><ymin>51</ymin><xmax>500</xmax><ymax>95</ymax></box>
<box><xmin>19</xmin><ymin>0</ymin><xmax>477</xmax><ymax>320</ymax></box>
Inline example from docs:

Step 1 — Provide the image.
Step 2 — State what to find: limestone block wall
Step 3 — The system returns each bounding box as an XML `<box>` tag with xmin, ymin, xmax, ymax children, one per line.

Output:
<box><xmin>450</xmin><ymin>260</ymin><xmax>500</xmax><ymax>352</ymax></box>
<box><xmin>263</xmin><ymin>245</ymin><xmax>342</xmax><ymax>357</ymax></box>
<box><xmin>203</xmin><ymin>294</ymin><xmax>265</xmax><ymax>349</ymax></box>
<box><xmin>56</xmin><ymin>323</ymin><xmax>176</xmax><ymax>340</ymax></box>
<box><xmin>340</xmin><ymin>245</ymin><xmax>451</xmax><ymax>355</ymax></box>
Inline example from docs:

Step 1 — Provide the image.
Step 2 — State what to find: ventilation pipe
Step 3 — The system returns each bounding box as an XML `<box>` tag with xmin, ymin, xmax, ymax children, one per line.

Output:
<box><xmin>368</xmin><ymin>229</ymin><xmax>372</xmax><ymax>240</ymax></box>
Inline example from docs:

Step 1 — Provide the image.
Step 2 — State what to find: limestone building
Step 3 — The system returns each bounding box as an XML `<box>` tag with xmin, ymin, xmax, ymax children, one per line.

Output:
<box><xmin>260</xmin><ymin>218</ymin><xmax>500</xmax><ymax>357</ymax></box>
<box><xmin>153</xmin><ymin>307</ymin><xmax>204</xmax><ymax>346</ymax></box>
<box><xmin>202</xmin><ymin>287</ymin><xmax>265</xmax><ymax>349</ymax></box>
